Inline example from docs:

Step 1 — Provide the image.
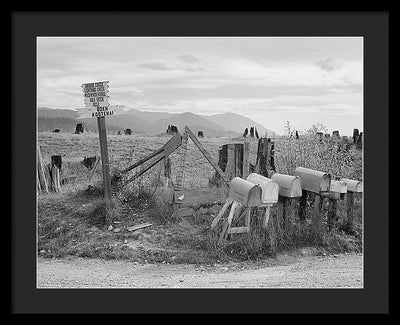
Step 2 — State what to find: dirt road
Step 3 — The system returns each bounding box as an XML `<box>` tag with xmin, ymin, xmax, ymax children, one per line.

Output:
<box><xmin>37</xmin><ymin>252</ymin><xmax>363</xmax><ymax>288</ymax></box>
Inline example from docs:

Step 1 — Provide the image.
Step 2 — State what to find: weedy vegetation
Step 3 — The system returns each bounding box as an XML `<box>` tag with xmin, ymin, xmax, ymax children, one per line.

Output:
<box><xmin>37</xmin><ymin>123</ymin><xmax>362</xmax><ymax>264</ymax></box>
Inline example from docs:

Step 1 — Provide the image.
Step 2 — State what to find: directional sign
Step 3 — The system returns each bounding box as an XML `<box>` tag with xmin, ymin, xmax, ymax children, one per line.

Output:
<box><xmin>84</xmin><ymin>96</ymin><xmax>110</xmax><ymax>108</ymax></box>
<box><xmin>80</xmin><ymin>81</ymin><xmax>116</xmax><ymax>118</ymax></box>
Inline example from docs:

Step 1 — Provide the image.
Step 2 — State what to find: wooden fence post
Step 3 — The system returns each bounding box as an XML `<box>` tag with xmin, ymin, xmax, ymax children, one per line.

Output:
<box><xmin>255</xmin><ymin>138</ymin><xmax>275</xmax><ymax>177</ymax></box>
<box><xmin>356</xmin><ymin>132</ymin><xmax>363</xmax><ymax>149</ymax></box>
<box><xmin>311</xmin><ymin>194</ymin><xmax>324</xmax><ymax>241</ymax></box>
<box><xmin>346</xmin><ymin>192</ymin><xmax>355</xmax><ymax>233</ymax></box>
<box><xmin>268</xmin><ymin>209</ymin><xmax>277</xmax><ymax>253</ymax></box>
<box><xmin>97</xmin><ymin>116</ymin><xmax>112</xmax><ymax>203</ymax></box>
<box><xmin>299</xmin><ymin>191</ymin><xmax>308</xmax><ymax>222</ymax></box>
<box><xmin>327</xmin><ymin>198</ymin><xmax>338</xmax><ymax>230</ymax></box>
<box><xmin>234</xmin><ymin>143</ymin><xmax>243</xmax><ymax>177</ymax></box>
<box><xmin>225</xmin><ymin>144</ymin><xmax>236</xmax><ymax>180</ymax></box>
<box><xmin>242</xmin><ymin>142</ymin><xmax>250</xmax><ymax>179</ymax></box>
<box><xmin>161</xmin><ymin>157</ymin><xmax>172</xmax><ymax>187</ymax></box>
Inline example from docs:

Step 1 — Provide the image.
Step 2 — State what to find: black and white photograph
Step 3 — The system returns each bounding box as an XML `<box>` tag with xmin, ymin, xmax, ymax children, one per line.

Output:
<box><xmin>11</xmin><ymin>11</ymin><xmax>389</xmax><ymax>314</ymax></box>
<box><xmin>36</xmin><ymin>36</ymin><xmax>364</xmax><ymax>289</ymax></box>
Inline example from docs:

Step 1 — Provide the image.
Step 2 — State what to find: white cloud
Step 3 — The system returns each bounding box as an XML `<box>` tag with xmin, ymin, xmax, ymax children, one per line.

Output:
<box><xmin>37</xmin><ymin>37</ymin><xmax>363</xmax><ymax>134</ymax></box>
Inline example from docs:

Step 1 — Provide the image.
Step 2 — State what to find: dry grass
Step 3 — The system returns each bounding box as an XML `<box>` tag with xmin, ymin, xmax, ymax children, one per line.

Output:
<box><xmin>37</xmin><ymin>126</ymin><xmax>363</xmax><ymax>262</ymax></box>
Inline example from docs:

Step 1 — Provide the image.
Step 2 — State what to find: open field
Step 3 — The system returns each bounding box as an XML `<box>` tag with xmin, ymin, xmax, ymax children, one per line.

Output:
<box><xmin>37</xmin><ymin>131</ymin><xmax>363</xmax><ymax>268</ymax></box>
<box><xmin>38</xmin><ymin>131</ymin><xmax>260</xmax><ymax>190</ymax></box>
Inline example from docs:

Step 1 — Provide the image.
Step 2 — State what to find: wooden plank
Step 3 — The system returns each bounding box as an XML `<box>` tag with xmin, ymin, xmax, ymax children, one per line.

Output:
<box><xmin>234</xmin><ymin>143</ymin><xmax>243</xmax><ymax>177</ymax></box>
<box><xmin>127</xmin><ymin>222</ymin><xmax>152</xmax><ymax>232</ymax></box>
<box><xmin>220</xmin><ymin>201</ymin><xmax>239</xmax><ymax>239</ymax></box>
<box><xmin>36</xmin><ymin>168</ymin><xmax>41</xmax><ymax>193</ymax></box>
<box><xmin>51</xmin><ymin>165</ymin><xmax>61</xmax><ymax>193</ymax></box>
<box><xmin>126</xmin><ymin>155</ymin><xmax>165</xmax><ymax>183</ymax></box>
<box><xmin>211</xmin><ymin>198</ymin><xmax>233</xmax><ymax>230</ymax></box>
<box><xmin>227</xmin><ymin>226</ymin><xmax>250</xmax><ymax>234</ymax></box>
<box><xmin>184</xmin><ymin>126</ymin><xmax>229</xmax><ymax>186</ymax></box>
<box><xmin>37</xmin><ymin>146</ymin><xmax>49</xmax><ymax>193</ymax></box>
<box><xmin>120</xmin><ymin>147</ymin><xmax>164</xmax><ymax>174</ymax></box>
<box><xmin>224</xmin><ymin>144</ymin><xmax>236</xmax><ymax>180</ymax></box>
<box><xmin>163</xmin><ymin>133</ymin><xmax>182</xmax><ymax>157</ymax></box>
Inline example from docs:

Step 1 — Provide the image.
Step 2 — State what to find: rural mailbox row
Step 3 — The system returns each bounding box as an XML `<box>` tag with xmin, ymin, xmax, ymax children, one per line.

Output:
<box><xmin>213</xmin><ymin>166</ymin><xmax>362</xmax><ymax>239</ymax></box>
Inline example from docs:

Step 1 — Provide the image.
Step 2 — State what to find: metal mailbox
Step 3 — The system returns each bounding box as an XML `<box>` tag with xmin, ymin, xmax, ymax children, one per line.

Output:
<box><xmin>322</xmin><ymin>180</ymin><xmax>347</xmax><ymax>200</ymax></box>
<box><xmin>294</xmin><ymin>167</ymin><xmax>331</xmax><ymax>194</ymax></box>
<box><xmin>330</xmin><ymin>180</ymin><xmax>347</xmax><ymax>194</ymax></box>
<box><xmin>341</xmin><ymin>178</ymin><xmax>363</xmax><ymax>193</ymax></box>
<box><xmin>229</xmin><ymin>177</ymin><xmax>262</xmax><ymax>207</ymax></box>
<box><xmin>246</xmin><ymin>173</ymin><xmax>279</xmax><ymax>205</ymax></box>
<box><xmin>270</xmin><ymin>173</ymin><xmax>302</xmax><ymax>198</ymax></box>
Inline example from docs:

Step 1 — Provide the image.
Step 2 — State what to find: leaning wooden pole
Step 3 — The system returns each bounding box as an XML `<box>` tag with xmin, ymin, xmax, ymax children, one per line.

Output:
<box><xmin>184</xmin><ymin>125</ymin><xmax>229</xmax><ymax>186</ymax></box>
<box><xmin>37</xmin><ymin>145</ymin><xmax>49</xmax><ymax>194</ymax></box>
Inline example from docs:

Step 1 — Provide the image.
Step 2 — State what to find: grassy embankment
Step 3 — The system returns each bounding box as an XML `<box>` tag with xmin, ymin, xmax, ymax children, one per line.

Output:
<box><xmin>37</xmin><ymin>129</ymin><xmax>362</xmax><ymax>264</ymax></box>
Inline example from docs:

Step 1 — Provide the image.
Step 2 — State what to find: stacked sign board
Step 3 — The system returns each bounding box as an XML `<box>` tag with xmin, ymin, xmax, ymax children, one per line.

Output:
<box><xmin>79</xmin><ymin>81</ymin><xmax>115</xmax><ymax>118</ymax></box>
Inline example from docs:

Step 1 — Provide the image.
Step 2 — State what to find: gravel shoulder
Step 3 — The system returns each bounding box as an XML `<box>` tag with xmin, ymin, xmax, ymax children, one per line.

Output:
<box><xmin>37</xmin><ymin>252</ymin><xmax>363</xmax><ymax>288</ymax></box>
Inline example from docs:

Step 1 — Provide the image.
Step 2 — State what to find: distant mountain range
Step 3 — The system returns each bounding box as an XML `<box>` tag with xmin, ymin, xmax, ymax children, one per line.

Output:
<box><xmin>37</xmin><ymin>106</ymin><xmax>276</xmax><ymax>137</ymax></box>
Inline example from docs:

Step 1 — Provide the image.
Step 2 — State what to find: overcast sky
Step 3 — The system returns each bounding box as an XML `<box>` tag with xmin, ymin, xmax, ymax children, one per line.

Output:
<box><xmin>37</xmin><ymin>37</ymin><xmax>363</xmax><ymax>135</ymax></box>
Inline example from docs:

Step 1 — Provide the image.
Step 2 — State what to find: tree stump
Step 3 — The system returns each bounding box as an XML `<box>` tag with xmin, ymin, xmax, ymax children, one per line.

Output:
<box><xmin>353</xmin><ymin>129</ymin><xmax>359</xmax><ymax>144</ymax></box>
<box><xmin>217</xmin><ymin>143</ymin><xmax>247</xmax><ymax>180</ymax></box>
<box><xmin>51</xmin><ymin>155</ymin><xmax>62</xmax><ymax>170</ymax></box>
<box><xmin>254</xmin><ymin>138</ymin><xmax>275</xmax><ymax>177</ymax></box>
<box><xmin>51</xmin><ymin>165</ymin><xmax>61</xmax><ymax>193</ymax></box>
<box><xmin>75</xmin><ymin>123</ymin><xmax>84</xmax><ymax>134</ymax></box>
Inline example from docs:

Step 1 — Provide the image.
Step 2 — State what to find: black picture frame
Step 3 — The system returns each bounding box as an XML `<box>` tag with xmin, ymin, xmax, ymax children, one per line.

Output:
<box><xmin>11</xmin><ymin>11</ymin><xmax>389</xmax><ymax>314</ymax></box>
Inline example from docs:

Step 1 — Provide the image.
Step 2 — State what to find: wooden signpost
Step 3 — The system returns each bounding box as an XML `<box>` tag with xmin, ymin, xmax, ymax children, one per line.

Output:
<box><xmin>79</xmin><ymin>81</ymin><xmax>114</xmax><ymax>203</ymax></box>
